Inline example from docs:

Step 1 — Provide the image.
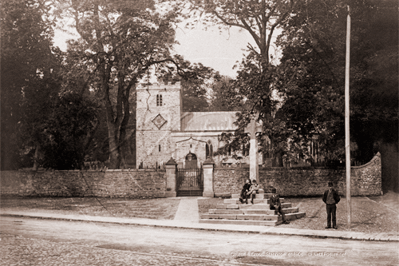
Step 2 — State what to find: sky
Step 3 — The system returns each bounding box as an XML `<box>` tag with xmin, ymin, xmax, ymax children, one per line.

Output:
<box><xmin>173</xmin><ymin>24</ymin><xmax>255</xmax><ymax>77</ymax></box>
<box><xmin>54</xmin><ymin>21</ymin><xmax>261</xmax><ymax>78</ymax></box>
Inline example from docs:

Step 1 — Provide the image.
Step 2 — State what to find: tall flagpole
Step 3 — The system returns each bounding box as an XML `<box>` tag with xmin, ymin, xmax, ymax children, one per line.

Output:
<box><xmin>345</xmin><ymin>5</ymin><xmax>352</xmax><ymax>228</ymax></box>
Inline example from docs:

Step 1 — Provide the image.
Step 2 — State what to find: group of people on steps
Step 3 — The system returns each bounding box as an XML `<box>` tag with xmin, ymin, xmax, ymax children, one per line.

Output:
<box><xmin>238</xmin><ymin>179</ymin><xmax>340</xmax><ymax>228</ymax></box>
<box><xmin>238</xmin><ymin>179</ymin><xmax>290</xmax><ymax>224</ymax></box>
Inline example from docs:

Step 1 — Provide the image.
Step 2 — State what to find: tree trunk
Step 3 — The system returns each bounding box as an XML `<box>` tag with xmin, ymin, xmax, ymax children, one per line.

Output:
<box><xmin>106</xmin><ymin>121</ymin><xmax>120</xmax><ymax>169</ymax></box>
<box><xmin>33</xmin><ymin>143</ymin><xmax>41</xmax><ymax>170</ymax></box>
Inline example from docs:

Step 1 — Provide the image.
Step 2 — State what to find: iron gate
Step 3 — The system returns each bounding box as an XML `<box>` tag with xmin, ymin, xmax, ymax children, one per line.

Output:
<box><xmin>176</xmin><ymin>168</ymin><xmax>203</xmax><ymax>196</ymax></box>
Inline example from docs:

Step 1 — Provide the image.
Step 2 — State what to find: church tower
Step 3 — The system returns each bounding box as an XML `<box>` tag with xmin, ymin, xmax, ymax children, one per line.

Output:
<box><xmin>136</xmin><ymin>82</ymin><xmax>181</xmax><ymax>168</ymax></box>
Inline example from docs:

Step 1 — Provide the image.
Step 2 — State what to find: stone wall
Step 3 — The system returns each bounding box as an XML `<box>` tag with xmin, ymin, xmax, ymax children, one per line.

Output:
<box><xmin>214</xmin><ymin>153</ymin><xmax>382</xmax><ymax>197</ymax></box>
<box><xmin>1</xmin><ymin>154</ymin><xmax>382</xmax><ymax>198</ymax></box>
<box><xmin>1</xmin><ymin>169</ymin><xmax>167</xmax><ymax>198</ymax></box>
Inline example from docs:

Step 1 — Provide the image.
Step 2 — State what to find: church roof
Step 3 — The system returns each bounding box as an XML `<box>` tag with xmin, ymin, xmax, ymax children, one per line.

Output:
<box><xmin>181</xmin><ymin>112</ymin><xmax>238</xmax><ymax>132</ymax></box>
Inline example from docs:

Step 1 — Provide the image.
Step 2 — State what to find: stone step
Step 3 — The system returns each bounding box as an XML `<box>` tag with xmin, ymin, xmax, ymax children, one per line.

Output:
<box><xmin>285</xmin><ymin>212</ymin><xmax>306</xmax><ymax>221</ymax></box>
<box><xmin>242</xmin><ymin>209</ymin><xmax>276</xmax><ymax>215</ymax></box>
<box><xmin>201</xmin><ymin>213</ymin><xmax>280</xmax><ymax>221</ymax></box>
<box><xmin>239</xmin><ymin>204</ymin><xmax>271</xmax><ymax>210</ymax></box>
<box><xmin>225</xmin><ymin>198</ymin><xmax>286</xmax><ymax>205</ymax></box>
<box><xmin>281</xmin><ymin>207</ymin><xmax>299</xmax><ymax>214</ymax></box>
<box><xmin>199</xmin><ymin>219</ymin><xmax>280</xmax><ymax>226</ymax></box>
<box><xmin>236</xmin><ymin>214</ymin><xmax>279</xmax><ymax>221</ymax></box>
<box><xmin>201</xmin><ymin>214</ymin><xmax>239</xmax><ymax>220</ymax></box>
<box><xmin>216</xmin><ymin>203</ymin><xmax>239</xmax><ymax>209</ymax></box>
<box><xmin>217</xmin><ymin>202</ymin><xmax>290</xmax><ymax>209</ymax></box>
<box><xmin>264</xmin><ymin>198</ymin><xmax>285</xmax><ymax>204</ymax></box>
<box><xmin>238</xmin><ymin>202</ymin><xmax>291</xmax><ymax>210</ymax></box>
<box><xmin>208</xmin><ymin>208</ymin><xmax>299</xmax><ymax>216</ymax></box>
<box><xmin>231</xmin><ymin>193</ymin><xmax>265</xmax><ymax>200</ymax></box>
<box><xmin>201</xmin><ymin>212</ymin><xmax>306</xmax><ymax>222</ymax></box>
<box><xmin>209</xmin><ymin>209</ymin><xmax>244</xmax><ymax>214</ymax></box>
<box><xmin>209</xmin><ymin>208</ymin><xmax>276</xmax><ymax>215</ymax></box>
<box><xmin>223</xmin><ymin>198</ymin><xmax>265</xmax><ymax>204</ymax></box>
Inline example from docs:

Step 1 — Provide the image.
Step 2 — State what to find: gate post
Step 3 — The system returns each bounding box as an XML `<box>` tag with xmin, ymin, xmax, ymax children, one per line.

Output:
<box><xmin>165</xmin><ymin>157</ymin><xmax>177</xmax><ymax>197</ymax></box>
<box><xmin>203</xmin><ymin>157</ymin><xmax>215</xmax><ymax>197</ymax></box>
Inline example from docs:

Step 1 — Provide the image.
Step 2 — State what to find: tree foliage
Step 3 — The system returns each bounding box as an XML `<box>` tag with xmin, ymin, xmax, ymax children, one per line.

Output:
<box><xmin>188</xmin><ymin>0</ymin><xmax>298</xmax><ymax>112</ymax></box>
<box><xmin>1</xmin><ymin>0</ymin><xmax>55</xmax><ymax>169</ymax></box>
<box><xmin>188</xmin><ymin>0</ymin><xmax>299</xmax><ymax>162</ymax></box>
<box><xmin>22</xmin><ymin>89</ymin><xmax>100</xmax><ymax>169</ymax></box>
<box><xmin>55</xmin><ymin>0</ymin><xmax>185</xmax><ymax>168</ymax></box>
<box><xmin>190</xmin><ymin>0</ymin><xmax>397</xmax><ymax>166</ymax></box>
<box><xmin>275</xmin><ymin>0</ymin><xmax>398</xmax><ymax>164</ymax></box>
<box><xmin>208</xmin><ymin>75</ymin><xmax>244</xmax><ymax>111</ymax></box>
<box><xmin>1</xmin><ymin>0</ymin><xmax>104</xmax><ymax>170</ymax></box>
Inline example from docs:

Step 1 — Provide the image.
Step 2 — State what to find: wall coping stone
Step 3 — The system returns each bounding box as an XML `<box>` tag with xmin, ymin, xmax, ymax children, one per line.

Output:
<box><xmin>351</xmin><ymin>152</ymin><xmax>380</xmax><ymax>169</ymax></box>
<box><xmin>203</xmin><ymin>157</ymin><xmax>215</xmax><ymax>165</ymax></box>
<box><xmin>165</xmin><ymin>157</ymin><xmax>177</xmax><ymax>165</ymax></box>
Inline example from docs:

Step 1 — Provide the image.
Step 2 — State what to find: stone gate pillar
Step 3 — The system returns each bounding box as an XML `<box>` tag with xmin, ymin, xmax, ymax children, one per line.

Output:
<box><xmin>165</xmin><ymin>157</ymin><xmax>177</xmax><ymax>197</ymax></box>
<box><xmin>203</xmin><ymin>157</ymin><xmax>215</xmax><ymax>197</ymax></box>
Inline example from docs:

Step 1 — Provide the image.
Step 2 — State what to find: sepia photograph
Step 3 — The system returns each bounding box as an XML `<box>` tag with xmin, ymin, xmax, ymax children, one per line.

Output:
<box><xmin>1</xmin><ymin>0</ymin><xmax>398</xmax><ymax>265</ymax></box>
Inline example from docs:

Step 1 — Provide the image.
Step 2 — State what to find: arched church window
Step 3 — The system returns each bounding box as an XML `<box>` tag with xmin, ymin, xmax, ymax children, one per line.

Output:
<box><xmin>156</xmin><ymin>94</ymin><xmax>163</xmax><ymax>106</ymax></box>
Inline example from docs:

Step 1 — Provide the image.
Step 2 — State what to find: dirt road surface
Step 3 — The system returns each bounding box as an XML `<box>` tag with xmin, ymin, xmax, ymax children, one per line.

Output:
<box><xmin>1</xmin><ymin>216</ymin><xmax>398</xmax><ymax>265</ymax></box>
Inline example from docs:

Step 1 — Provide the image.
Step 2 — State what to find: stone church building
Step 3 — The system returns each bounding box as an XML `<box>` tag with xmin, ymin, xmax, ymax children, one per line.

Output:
<box><xmin>136</xmin><ymin>82</ymin><xmax>256</xmax><ymax>169</ymax></box>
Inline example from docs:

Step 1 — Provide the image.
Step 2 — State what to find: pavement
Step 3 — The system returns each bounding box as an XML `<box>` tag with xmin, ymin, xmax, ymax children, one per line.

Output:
<box><xmin>1</xmin><ymin>197</ymin><xmax>398</xmax><ymax>242</ymax></box>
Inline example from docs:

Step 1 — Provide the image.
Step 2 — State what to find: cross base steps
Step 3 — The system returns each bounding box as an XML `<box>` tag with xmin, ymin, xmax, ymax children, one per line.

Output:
<box><xmin>201</xmin><ymin>192</ymin><xmax>306</xmax><ymax>226</ymax></box>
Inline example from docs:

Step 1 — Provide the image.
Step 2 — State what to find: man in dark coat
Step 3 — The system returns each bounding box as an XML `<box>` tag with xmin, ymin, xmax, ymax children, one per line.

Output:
<box><xmin>248</xmin><ymin>179</ymin><xmax>260</xmax><ymax>204</ymax></box>
<box><xmin>269</xmin><ymin>189</ymin><xmax>290</xmax><ymax>224</ymax></box>
<box><xmin>322</xmin><ymin>181</ymin><xmax>340</xmax><ymax>229</ymax></box>
<box><xmin>239</xmin><ymin>179</ymin><xmax>252</xmax><ymax>204</ymax></box>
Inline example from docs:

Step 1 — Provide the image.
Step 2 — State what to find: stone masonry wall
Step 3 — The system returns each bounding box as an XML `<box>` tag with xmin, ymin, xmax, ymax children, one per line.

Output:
<box><xmin>214</xmin><ymin>153</ymin><xmax>382</xmax><ymax>197</ymax></box>
<box><xmin>136</xmin><ymin>82</ymin><xmax>181</xmax><ymax>169</ymax></box>
<box><xmin>1</xmin><ymin>169</ymin><xmax>167</xmax><ymax>198</ymax></box>
<box><xmin>1</xmin><ymin>154</ymin><xmax>382</xmax><ymax>198</ymax></box>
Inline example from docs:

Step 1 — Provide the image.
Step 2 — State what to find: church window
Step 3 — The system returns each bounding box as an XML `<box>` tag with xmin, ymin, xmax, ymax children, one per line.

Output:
<box><xmin>156</xmin><ymin>94</ymin><xmax>163</xmax><ymax>106</ymax></box>
<box><xmin>159</xmin><ymin>145</ymin><xmax>161</xmax><ymax>152</ymax></box>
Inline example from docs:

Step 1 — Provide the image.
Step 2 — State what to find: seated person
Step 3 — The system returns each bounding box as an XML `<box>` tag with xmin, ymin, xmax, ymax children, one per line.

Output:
<box><xmin>248</xmin><ymin>179</ymin><xmax>260</xmax><ymax>204</ymax></box>
<box><xmin>239</xmin><ymin>179</ymin><xmax>252</xmax><ymax>204</ymax></box>
<box><xmin>269</xmin><ymin>189</ymin><xmax>290</xmax><ymax>224</ymax></box>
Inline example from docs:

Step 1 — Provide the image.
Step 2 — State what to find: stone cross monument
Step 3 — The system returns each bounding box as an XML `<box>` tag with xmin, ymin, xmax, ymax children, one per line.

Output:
<box><xmin>245</xmin><ymin>113</ymin><xmax>263</xmax><ymax>183</ymax></box>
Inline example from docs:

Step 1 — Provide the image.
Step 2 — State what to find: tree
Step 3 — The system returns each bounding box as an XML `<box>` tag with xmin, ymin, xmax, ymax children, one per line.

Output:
<box><xmin>274</xmin><ymin>0</ymin><xmax>398</xmax><ymax>165</ymax></box>
<box><xmin>156</xmin><ymin>57</ymin><xmax>221</xmax><ymax>112</ymax></box>
<box><xmin>188</xmin><ymin>0</ymin><xmax>298</xmax><ymax>113</ymax></box>
<box><xmin>208</xmin><ymin>75</ymin><xmax>244</xmax><ymax>112</ymax></box>
<box><xmin>21</xmin><ymin>88</ymin><xmax>100</xmax><ymax>169</ymax></box>
<box><xmin>56</xmin><ymin>0</ymin><xmax>183</xmax><ymax>168</ymax></box>
<box><xmin>179</xmin><ymin>63</ymin><xmax>214</xmax><ymax>112</ymax></box>
<box><xmin>187</xmin><ymin>0</ymin><xmax>300</xmax><ymax>164</ymax></box>
<box><xmin>1</xmin><ymin>0</ymin><xmax>55</xmax><ymax>169</ymax></box>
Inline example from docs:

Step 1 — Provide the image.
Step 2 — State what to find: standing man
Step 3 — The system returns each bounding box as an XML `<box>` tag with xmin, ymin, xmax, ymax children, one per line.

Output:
<box><xmin>322</xmin><ymin>181</ymin><xmax>340</xmax><ymax>229</ymax></box>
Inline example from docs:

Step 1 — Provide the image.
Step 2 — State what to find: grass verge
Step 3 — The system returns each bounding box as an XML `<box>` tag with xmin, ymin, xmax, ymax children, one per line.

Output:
<box><xmin>0</xmin><ymin>196</ymin><xmax>180</xmax><ymax>220</ymax></box>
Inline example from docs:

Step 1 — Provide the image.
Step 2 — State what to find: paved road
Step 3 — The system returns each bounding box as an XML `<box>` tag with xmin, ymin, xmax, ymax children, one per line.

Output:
<box><xmin>1</xmin><ymin>216</ymin><xmax>398</xmax><ymax>265</ymax></box>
